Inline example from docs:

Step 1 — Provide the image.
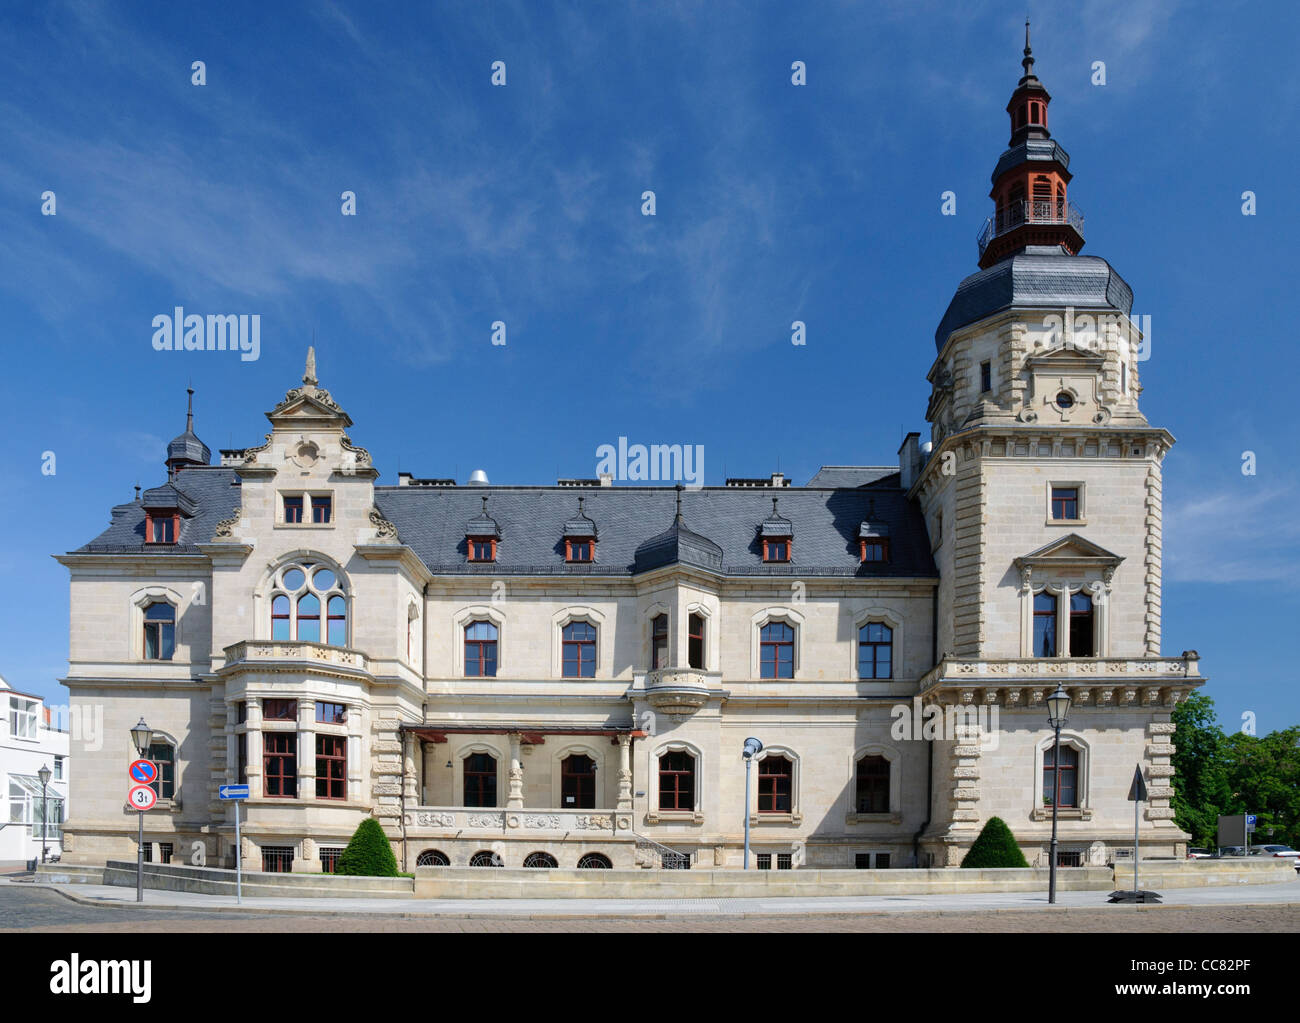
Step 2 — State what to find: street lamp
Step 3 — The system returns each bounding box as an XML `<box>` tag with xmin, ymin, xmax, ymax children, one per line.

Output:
<box><xmin>37</xmin><ymin>764</ymin><xmax>52</xmax><ymax>865</ymax></box>
<box><xmin>742</xmin><ymin>737</ymin><xmax>763</xmax><ymax>870</ymax></box>
<box><xmin>1045</xmin><ymin>686</ymin><xmax>1071</xmax><ymax>905</ymax></box>
<box><xmin>130</xmin><ymin>717</ymin><xmax>152</xmax><ymax>903</ymax></box>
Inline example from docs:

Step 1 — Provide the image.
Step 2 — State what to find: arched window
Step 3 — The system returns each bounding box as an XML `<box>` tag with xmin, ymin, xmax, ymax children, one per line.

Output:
<box><xmin>760</xmin><ymin>622</ymin><xmax>795</xmax><ymax>678</ymax></box>
<box><xmin>464</xmin><ymin>621</ymin><xmax>499</xmax><ymax>677</ymax></box>
<box><xmin>577</xmin><ymin>853</ymin><xmax>612</xmax><ymax>869</ymax></box>
<box><xmin>269</xmin><ymin>561</ymin><xmax>346</xmax><ymax>646</ymax></box>
<box><xmin>147</xmin><ymin>740</ymin><xmax>176</xmax><ymax>800</ymax></box>
<box><xmin>1043</xmin><ymin>744</ymin><xmax>1079</xmax><ymax>808</ymax></box>
<box><xmin>688</xmin><ymin>613</ymin><xmax>706</xmax><ymax>669</ymax></box>
<box><xmin>561</xmin><ymin>754</ymin><xmax>596</xmax><ymax>809</ymax></box>
<box><xmin>856</xmin><ymin>755</ymin><xmax>890</xmax><ymax>813</ymax></box>
<box><xmin>1069</xmin><ymin>592</ymin><xmax>1094</xmax><ymax>657</ymax></box>
<box><xmin>524</xmin><ymin>852</ymin><xmax>558</xmax><ymax>868</ymax></box>
<box><xmin>1033</xmin><ymin>592</ymin><xmax>1058</xmax><ymax>657</ymax></box>
<box><xmin>463</xmin><ymin>753</ymin><xmax>497</xmax><ymax>808</ymax></box>
<box><xmin>143</xmin><ymin>602</ymin><xmax>175</xmax><ymax>661</ymax></box>
<box><xmin>562</xmin><ymin>621</ymin><xmax>597</xmax><ymax>678</ymax></box>
<box><xmin>758</xmin><ymin>755</ymin><xmax>793</xmax><ymax>813</ymax></box>
<box><xmin>857</xmin><ymin>623</ymin><xmax>893</xmax><ymax>679</ymax></box>
<box><xmin>658</xmin><ymin>751</ymin><xmax>695</xmax><ymax>811</ymax></box>
<box><xmin>416</xmin><ymin>849</ymin><xmax>449</xmax><ymax>867</ymax></box>
<box><xmin>469</xmin><ymin>850</ymin><xmax>503</xmax><ymax>867</ymax></box>
<box><xmin>651</xmin><ymin>613</ymin><xmax>668</xmax><ymax>670</ymax></box>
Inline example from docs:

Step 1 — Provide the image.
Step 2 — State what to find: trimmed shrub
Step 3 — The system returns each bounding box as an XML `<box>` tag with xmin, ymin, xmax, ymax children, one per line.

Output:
<box><xmin>336</xmin><ymin>817</ymin><xmax>400</xmax><ymax>877</ymax></box>
<box><xmin>960</xmin><ymin>816</ymin><xmax>1030</xmax><ymax>868</ymax></box>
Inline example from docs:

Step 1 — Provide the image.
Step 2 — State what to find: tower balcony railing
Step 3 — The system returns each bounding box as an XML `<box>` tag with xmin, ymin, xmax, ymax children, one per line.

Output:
<box><xmin>977</xmin><ymin>198</ymin><xmax>1085</xmax><ymax>256</ymax></box>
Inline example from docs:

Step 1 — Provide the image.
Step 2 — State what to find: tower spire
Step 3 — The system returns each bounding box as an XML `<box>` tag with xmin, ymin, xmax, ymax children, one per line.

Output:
<box><xmin>1023</xmin><ymin>18</ymin><xmax>1033</xmax><ymax>78</ymax></box>
<box><xmin>304</xmin><ymin>346</ymin><xmax>318</xmax><ymax>387</ymax></box>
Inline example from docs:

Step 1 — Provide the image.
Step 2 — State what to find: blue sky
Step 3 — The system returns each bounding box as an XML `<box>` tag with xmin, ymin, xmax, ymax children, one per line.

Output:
<box><xmin>1</xmin><ymin>0</ymin><xmax>1296</xmax><ymax>732</ymax></box>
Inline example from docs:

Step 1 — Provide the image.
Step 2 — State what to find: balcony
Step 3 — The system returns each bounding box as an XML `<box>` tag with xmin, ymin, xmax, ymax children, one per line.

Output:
<box><xmin>645</xmin><ymin>667</ymin><xmax>711</xmax><ymax>715</ymax></box>
<box><xmin>977</xmin><ymin>198</ymin><xmax>1085</xmax><ymax>258</ymax></box>
<box><xmin>219</xmin><ymin>640</ymin><xmax>370</xmax><ymax>677</ymax></box>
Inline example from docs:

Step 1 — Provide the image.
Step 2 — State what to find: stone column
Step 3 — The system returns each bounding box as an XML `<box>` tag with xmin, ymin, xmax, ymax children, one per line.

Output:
<box><xmin>402</xmin><ymin>732</ymin><xmax>419</xmax><ymax>803</ymax></box>
<box><xmin>616</xmin><ymin>733</ymin><xmax>633</xmax><ymax>811</ymax></box>
<box><xmin>245</xmin><ymin>703</ymin><xmax>263</xmax><ymax>799</ymax></box>
<box><xmin>507</xmin><ymin>732</ymin><xmax>524</xmax><ymax>809</ymax></box>
<box><xmin>297</xmin><ymin>698</ymin><xmax>315</xmax><ymax>799</ymax></box>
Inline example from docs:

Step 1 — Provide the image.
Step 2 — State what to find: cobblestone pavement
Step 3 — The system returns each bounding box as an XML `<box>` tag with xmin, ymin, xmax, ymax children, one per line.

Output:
<box><xmin>3</xmin><ymin>883</ymin><xmax>1297</xmax><ymax>932</ymax></box>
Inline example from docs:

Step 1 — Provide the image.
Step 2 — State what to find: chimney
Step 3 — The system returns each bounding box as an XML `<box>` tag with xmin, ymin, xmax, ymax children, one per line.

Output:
<box><xmin>398</xmin><ymin>472</ymin><xmax>413</xmax><ymax>487</ymax></box>
<box><xmin>898</xmin><ymin>432</ymin><xmax>920</xmax><ymax>490</ymax></box>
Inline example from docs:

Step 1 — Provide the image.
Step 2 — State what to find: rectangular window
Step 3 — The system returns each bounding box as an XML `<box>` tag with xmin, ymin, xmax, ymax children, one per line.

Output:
<box><xmin>263</xmin><ymin>733</ymin><xmax>298</xmax><ymax>798</ymax></box>
<box><xmin>776</xmin><ymin>853</ymin><xmax>793</xmax><ymax>870</ymax></box>
<box><xmin>53</xmin><ymin>756</ymin><xmax>64</xmax><ymax>781</ymax></box>
<box><xmin>469</xmin><ymin>539</ymin><xmax>496</xmax><ymax>562</ymax></box>
<box><xmin>158</xmin><ymin>842</ymin><xmax>173</xmax><ymax>864</ymax></box>
<box><xmin>980</xmin><ymin>360</ymin><xmax>992</xmax><ymax>393</ymax></box>
<box><xmin>1033</xmin><ymin>592</ymin><xmax>1058</xmax><ymax>657</ymax></box>
<box><xmin>263</xmin><ymin>698</ymin><xmax>297</xmax><ymax>720</ymax></box>
<box><xmin>237</xmin><ymin>701</ymin><xmax>247</xmax><ymax>723</ymax></box>
<box><xmin>320</xmin><ymin>848</ymin><xmax>343</xmax><ymax>874</ymax></box>
<box><xmin>316</xmin><ymin>735</ymin><xmax>347</xmax><ymax>800</ymax></box>
<box><xmin>1069</xmin><ymin>592</ymin><xmax>1094</xmax><ymax>657</ymax></box>
<box><xmin>1050</xmin><ymin>486</ymin><xmax>1079</xmax><ymax>520</ymax></box>
<box><xmin>763</xmin><ymin>539</ymin><xmax>790</xmax><ymax>563</ymax></box>
<box><xmin>860</xmin><ymin>538</ymin><xmax>889</xmax><ymax>563</ymax></box>
<box><xmin>283</xmin><ymin>495</ymin><xmax>304</xmax><ymax>524</ymax></box>
<box><xmin>651</xmin><ymin>614</ymin><xmax>668</xmax><ymax>670</ymax></box>
<box><xmin>311</xmin><ymin>495</ymin><xmax>332</xmax><ymax>524</ymax></box>
<box><xmin>9</xmin><ymin>697</ymin><xmax>38</xmax><ymax>739</ymax></box>
<box><xmin>148</xmin><ymin>514</ymin><xmax>177</xmax><ymax>543</ymax></box>
<box><xmin>688</xmin><ymin>613</ymin><xmax>705</xmax><ymax>670</ymax></box>
<box><xmin>142</xmin><ymin>843</ymin><xmax>152</xmax><ymax>863</ymax></box>
<box><xmin>315</xmin><ymin>701</ymin><xmax>346</xmax><ymax>724</ymax></box>
<box><xmin>855</xmin><ymin>853</ymin><xmax>871</xmax><ymax>869</ymax></box>
<box><xmin>262</xmin><ymin>846</ymin><xmax>294</xmax><ymax>873</ymax></box>
<box><xmin>1043</xmin><ymin>745</ymin><xmax>1079</xmax><ymax>808</ymax></box>
<box><xmin>877</xmin><ymin>852</ymin><xmax>890</xmax><ymax>869</ymax></box>
<box><xmin>755</xmin><ymin>853</ymin><xmax>771</xmax><ymax>870</ymax></box>
<box><xmin>566</xmin><ymin>539</ymin><xmax>592</xmax><ymax>563</ymax></box>
<box><xmin>237</xmin><ymin>733</ymin><xmax>247</xmax><ymax>784</ymax></box>
<box><xmin>1057</xmin><ymin>850</ymin><xmax>1082</xmax><ymax>868</ymax></box>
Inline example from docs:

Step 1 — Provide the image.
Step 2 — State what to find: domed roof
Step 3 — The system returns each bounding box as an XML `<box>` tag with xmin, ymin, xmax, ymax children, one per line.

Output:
<box><xmin>166</xmin><ymin>389</ymin><xmax>211</xmax><ymax>470</ymax></box>
<box><xmin>634</xmin><ymin>489</ymin><xmax>723</xmax><ymax>574</ymax></box>
<box><xmin>934</xmin><ymin>247</ymin><xmax>1133</xmax><ymax>353</ymax></box>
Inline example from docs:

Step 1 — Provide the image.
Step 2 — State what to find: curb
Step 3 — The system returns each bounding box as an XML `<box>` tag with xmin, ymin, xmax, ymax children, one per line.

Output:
<box><xmin>23</xmin><ymin>882</ymin><xmax>1300</xmax><ymax>922</ymax></box>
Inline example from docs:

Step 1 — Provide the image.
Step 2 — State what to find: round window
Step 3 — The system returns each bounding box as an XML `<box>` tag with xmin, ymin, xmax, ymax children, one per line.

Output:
<box><xmin>1056</xmin><ymin>391</ymin><xmax>1074</xmax><ymax>409</ymax></box>
<box><xmin>313</xmin><ymin>568</ymin><xmax>336</xmax><ymax>591</ymax></box>
<box><xmin>281</xmin><ymin>568</ymin><xmax>305</xmax><ymax>591</ymax></box>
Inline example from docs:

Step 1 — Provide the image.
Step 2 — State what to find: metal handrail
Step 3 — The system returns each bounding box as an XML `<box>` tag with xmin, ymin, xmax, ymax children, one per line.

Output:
<box><xmin>633</xmin><ymin>831</ymin><xmax>692</xmax><ymax>869</ymax></box>
<box><xmin>977</xmin><ymin>198</ymin><xmax>1085</xmax><ymax>255</ymax></box>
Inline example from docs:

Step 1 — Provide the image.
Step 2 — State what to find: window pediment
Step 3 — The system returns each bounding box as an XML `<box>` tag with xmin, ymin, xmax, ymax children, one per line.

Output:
<box><xmin>1015</xmin><ymin>533</ymin><xmax>1123</xmax><ymax>576</ymax></box>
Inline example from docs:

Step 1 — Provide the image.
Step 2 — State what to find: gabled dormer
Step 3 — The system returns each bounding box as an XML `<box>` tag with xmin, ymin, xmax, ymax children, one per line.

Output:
<box><xmin>141</xmin><ymin>482</ymin><xmax>197</xmax><ymax>545</ymax></box>
<box><xmin>759</xmin><ymin>497</ymin><xmax>792</xmax><ymax>563</ymax></box>
<box><xmin>466</xmin><ymin>496</ymin><xmax>501</xmax><ymax>562</ymax></box>
<box><xmin>858</xmin><ymin>500</ymin><xmax>890</xmax><ymax>564</ymax></box>
<box><xmin>562</xmin><ymin>496</ymin><xmax>597</xmax><ymax>563</ymax></box>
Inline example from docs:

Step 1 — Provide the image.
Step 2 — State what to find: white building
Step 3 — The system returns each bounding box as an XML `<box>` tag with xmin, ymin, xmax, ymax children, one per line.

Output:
<box><xmin>1</xmin><ymin>675</ymin><xmax>69</xmax><ymax>866</ymax></box>
<box><xmin>55</xmin><ymin>38</ymin><xmax>1204</xmax><ymax>875</ymax></box>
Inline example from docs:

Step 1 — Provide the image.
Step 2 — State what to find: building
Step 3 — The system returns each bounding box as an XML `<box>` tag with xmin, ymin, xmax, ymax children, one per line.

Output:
<box><xmin>2</xmin><ymin>675</ymin><xmax>69</xmax><ymax>866</ymax></box>
<box><xmin>56</xmin><ymin>34</ymin><xmax>1204</xmax><ymax>875</ymax></box>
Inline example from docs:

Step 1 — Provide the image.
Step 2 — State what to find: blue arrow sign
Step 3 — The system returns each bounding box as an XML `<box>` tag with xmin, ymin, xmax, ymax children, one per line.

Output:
<box><xmin>219</xmin><ymin>785</ymin><xmax>250</xmax><ymax>800</ymax></box>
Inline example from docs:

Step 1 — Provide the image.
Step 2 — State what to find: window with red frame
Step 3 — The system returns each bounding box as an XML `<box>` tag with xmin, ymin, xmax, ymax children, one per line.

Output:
<box><xmin>146</xmin><ymin>513</ymin><xmax>178</xmax><ymax>544</ymax></box>
<box><xmin>311</xmin><ymin>495</ymin><xmax>332</xmax><ymax>523</ymax></box>
<box><xmin>1050</xmin><ymin>487</ymin><xmax>1079</xmax><ymax>520</ymax></box>
<box><xmin>757</xmin><ymin>756</ymin><xmax>793</xmax><ymax>813</ymax></box>
<box><xmin>688</xmin><ymin>613</ymin><xmax>705</xmax><ymax>669</ymax></box>
<box><xmin>263</xmin><ymin>733</ymin><xmax>297</xmax><ymax>798</ymax></box>
<box><xmin>468</xmin><ymin>538</ymin><xmax>496</xmax><ymax>562</ymax></box>
<box><xmin>283</xmin><ymin>495</ymin><xmax>304</xmax><ymax>523</ymax></box>
<box><xmin>263</xmin><ymin>698</ymin><xmax>297</xmax><ymax>720</ymax></box>
<box><xmin>463</xmin><ymin>752</ymin><xmax>497</xmax><ymax>807</ymax></box>
<box><xmin>1043</xmin><ymin>744</ymin><xmax>1079</xmax><ymax>807</ymax></box>
<box><xmin>315</xmin><ymin>735</ymin><xmax>346</xmax><ymax>800</ymax></box>
<box><xmin>762</xmin><ymin>539</ymin><xmax>790</xmax><ymax>563</ymax></box>
<box><xmin>651</xmin><ymin>614</ymin><xmax>668</xmax><ymax>670</ymax></box>
<box><xmin>658</xmin><ymin>751</ymin><xmax>695</xmax><ymax>811</ymax></box>
<box><xmin>315</xmin><ymin>701</ymin><xmax>346</xmax><ymax>724</ymax></box>
<box><xmin>562</xmin><ymin>621</ymin><xmax>597</xmax><ymax>678</ymax></box>
<box><xmin>860</xmin><ymin>538</ymin><xmax>889</xmax><ymax>563</ymax></box>
<box><xmin>464</xmin><ymin>621</ymin><xmax>498</xmax><ymax>677</ymax></box>
<box><xmin>759</xmin><ymin>621</ymin><xmax>794</xmax><ymax>678</ymax></box>
<box><xmin>560</xmin><ymin>754</ymin><xmax>596</xmax><ymax>809</ymax></box>
<box><xmin>566</xmin><ymin>539</ymin><xmax>593</xmax><ymax>563</ymax></box>
<box><xmin>855</xmin><ymin>755</ymin><xmax>890</xmax><ymax>813</ymax></box>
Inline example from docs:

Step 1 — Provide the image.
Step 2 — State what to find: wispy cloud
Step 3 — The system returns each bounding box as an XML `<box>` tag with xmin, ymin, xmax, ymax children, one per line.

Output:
<box><xmin>1165</xmin><ymin>480</ymin><xmax>1300</xmax><ymax>585</ymax></box>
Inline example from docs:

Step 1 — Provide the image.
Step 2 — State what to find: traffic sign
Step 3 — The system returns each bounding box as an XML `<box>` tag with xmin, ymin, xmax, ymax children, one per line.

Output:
<box><xmin>1246</xmin><ymin>814</ymin><xmax>1257</xmax><ymax>832</ymax></box>
<box><xmin>219</xmin><ymin>785</ymin><xmax>250</xmax><ymax>800</ymax></box>
<box><xmin>1126</xmin><ymin>765</ymin><xmax>1147</xmax><ymax>802</ymax></box>
<box><xmin>128</xmin><ymin>784</ymin><xmax>158</xmax><ymax>811</ymax></box>
<box><xmin>129</xmin><ymin>759</ymin><xmax>158</xmax><ymax>785</ymax></box>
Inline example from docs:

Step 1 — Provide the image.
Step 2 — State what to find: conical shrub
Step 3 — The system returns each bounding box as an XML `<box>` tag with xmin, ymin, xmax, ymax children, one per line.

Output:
<box><xmin>336</xmin><ymin>817</ymin><xmax>400</xmax><ymax>876</ymax></box>
<box><xmin>960</xmin><ymin>816</ymin><xmax>1030</xmax><ymax>868</ymax></box>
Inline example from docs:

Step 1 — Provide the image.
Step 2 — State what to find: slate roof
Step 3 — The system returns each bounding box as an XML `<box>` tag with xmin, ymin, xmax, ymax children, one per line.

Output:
<box><xmin>805</xmin><ymin>466</ymin><xmax>898</xmax><ymax>489</ymax></box>
<box><xmin>73</xmin><ymin>466</ymin><xmax>241</xmax><ymax>554</ymax></box>
<box><xmin>935</xmin><ymin>248</ymin><xmax>1133</xmax><ymax>352</ymax></box>
<box><xmin>71</xmin><ymin>468</ymin><xmax>937</xmax><ymax>579</ymax></box>
<box><xmin>990</xmin><ymin>138</ymin><xmax>1071</xmax><ymax>184</ymax></box>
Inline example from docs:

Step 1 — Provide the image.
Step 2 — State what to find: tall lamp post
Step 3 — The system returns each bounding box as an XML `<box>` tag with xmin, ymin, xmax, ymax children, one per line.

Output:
<box><xmin>130</xmin><ymin>717</ymin><xmax>153</xmax><ymax>903</ymax></box>
<box><xmin>37</xmin><ymin>763</ymin><xmax>52</xmax><ymax>865</ymax></box>
<box><xmin>1046</xmin><ymin>686</ymin><xmax>1071</xmax><ymax>905</ymax></box>
<box><xmin>742</xmin><ymin>737</ymin><xmax>763</xmax><ymax>869</ymax></box>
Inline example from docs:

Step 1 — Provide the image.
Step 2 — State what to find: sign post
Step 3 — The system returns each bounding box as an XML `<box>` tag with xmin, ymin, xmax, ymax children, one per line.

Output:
<box><xmin>1109</xmin><ymin>765</ymin><xmax>1159</xmax><ymax>903</ymax></box>
<box><xmin>219</xmin><ymin>784</ymin><xmax>250</xmax><ymax>904</ymax></box>
<box><xmin>127</xmin><ymin>780</ymin><xmax>158</xmax><ymax>903</ymax></box>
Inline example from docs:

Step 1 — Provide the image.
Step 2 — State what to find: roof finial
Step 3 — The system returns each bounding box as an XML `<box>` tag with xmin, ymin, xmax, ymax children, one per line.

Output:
<box><xmin>185</xmin><ymin>387</ymin><xmax>195</xmax><ymax>432</ymax></box>
<box><xmin>1022</xmin><ymin>17</ymin><xmax>1035</xmax><ymax>78</ymax></box>
<box><xmin>675</xmin><ymin>483</ymin><xmax>684</xmax><ymax>522</ymax></box>
<box><xmin>304</xmin><ymin>346</ymin><xmax>318</xmax><ymax>387</ymax></box>
<box><xmin>134</xmin><ymin>484</ymin><xmax>141</xmax><ymax>502</ymax></box>
<box><xmin>481</xmin><ymin>495</ymin><xmax>489</xmax><ymax>515</ymax></box>
<box><xmin>577</xmin><ymin>495</ymin><xmax>585</xmax><ymax>515</ymax></box>
<box><xmin>772</xmin><ymin>496</ymin><xmax>780</xmax><ymax>516</ymax></box>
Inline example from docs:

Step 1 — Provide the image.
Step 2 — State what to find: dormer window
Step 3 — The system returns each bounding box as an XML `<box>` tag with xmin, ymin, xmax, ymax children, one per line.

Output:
<box><xmin>465</xmin><ymin>495</ymin><xmax>501</xmax><ymax>563</ymax></box>
<box><xmin>146</xmin><ymin>512</ymin><xmax>178</xmax><ymax>544</ymax></box>
<box><xmin>859</xmin><ymin>504</ymin><xmax>890</xmax><ymax>564</ymax></box>
<box><xmin>469</xmin><ymin>538</ymin><xmax>497</xmax><ymax>562</ymax></box>
<box><xmin>860</xmin><ymin>538</ymin><xmax>889</xmax><ymax>563</ymax></box>
<box><xmin>563</xmin><ymin>496</ymin><xmax>598</xmax><ymax>564</ymax></box>
<box><xmin>759</xmin><ymin>497</ymin><xmax>793</xmax><ymax>563</ymax></box>
<box><xmin>282</xmin><ymin>493</ymin><xmax>332</xmax><ymax>525</ymax></box>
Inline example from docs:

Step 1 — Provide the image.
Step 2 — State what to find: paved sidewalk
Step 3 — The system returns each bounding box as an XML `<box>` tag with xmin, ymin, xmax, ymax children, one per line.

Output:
<box><xmin>10</xmin><ymin>876</ymin><xmax>1299</xmax><ymax>918</ymax></box>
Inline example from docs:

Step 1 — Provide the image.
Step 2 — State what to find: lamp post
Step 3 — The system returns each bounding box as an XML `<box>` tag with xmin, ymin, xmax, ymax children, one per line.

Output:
<box><xmin>37</xmin><ymin>764</ymin><xmax>52</xmax><ymax>865</ymax></box>
<box><xmin>1045</xmin><ymin>686</ymin><xmax>1071</xmax><ymax>905</ymax></box>
<box><xmin>130</xmin><ymin>717</ymin><xmax>153</xmax><ymax>903</ymax></box>
<box><xmin>742</xmin><ymin>737</ymin><xmax>763</xmax><ymax>869</ymax></box>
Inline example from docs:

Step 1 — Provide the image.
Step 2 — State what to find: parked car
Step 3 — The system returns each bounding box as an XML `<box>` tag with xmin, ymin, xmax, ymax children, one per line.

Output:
<box><xmin>1186</xmin><ymin>848</ymin><xmax>1218</xmax><ymax>859</ymax></box>
<box><xmin>1254</xmin><ymin>845</ymin><xmax>1300</xmax><ymax>871</ymax></box>
<box><xmin>1219</xmin><ymin>846</ymin><xmax>1247</xmax><ymax>857</ymax></box>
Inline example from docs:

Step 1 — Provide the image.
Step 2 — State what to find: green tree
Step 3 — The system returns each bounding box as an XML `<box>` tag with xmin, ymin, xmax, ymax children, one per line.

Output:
<box><xmin>961</xmin><ymin>816</ymin><xmax>1030</xmax><ymax>868</ymax></box>
<box><xmin>336</xmin><ymin>817</ymin><xmax>400</xmax><ymax>877</ymax></box>
<box><xmin>1170</xmin><ymin>692</ymin><xmax>1231</xmax><ymax>846</ymax></box>
<box><xmin>1222</xmin><ymin>726</ymin><xmax>1300</xmax><ymax>849</ymax></box>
